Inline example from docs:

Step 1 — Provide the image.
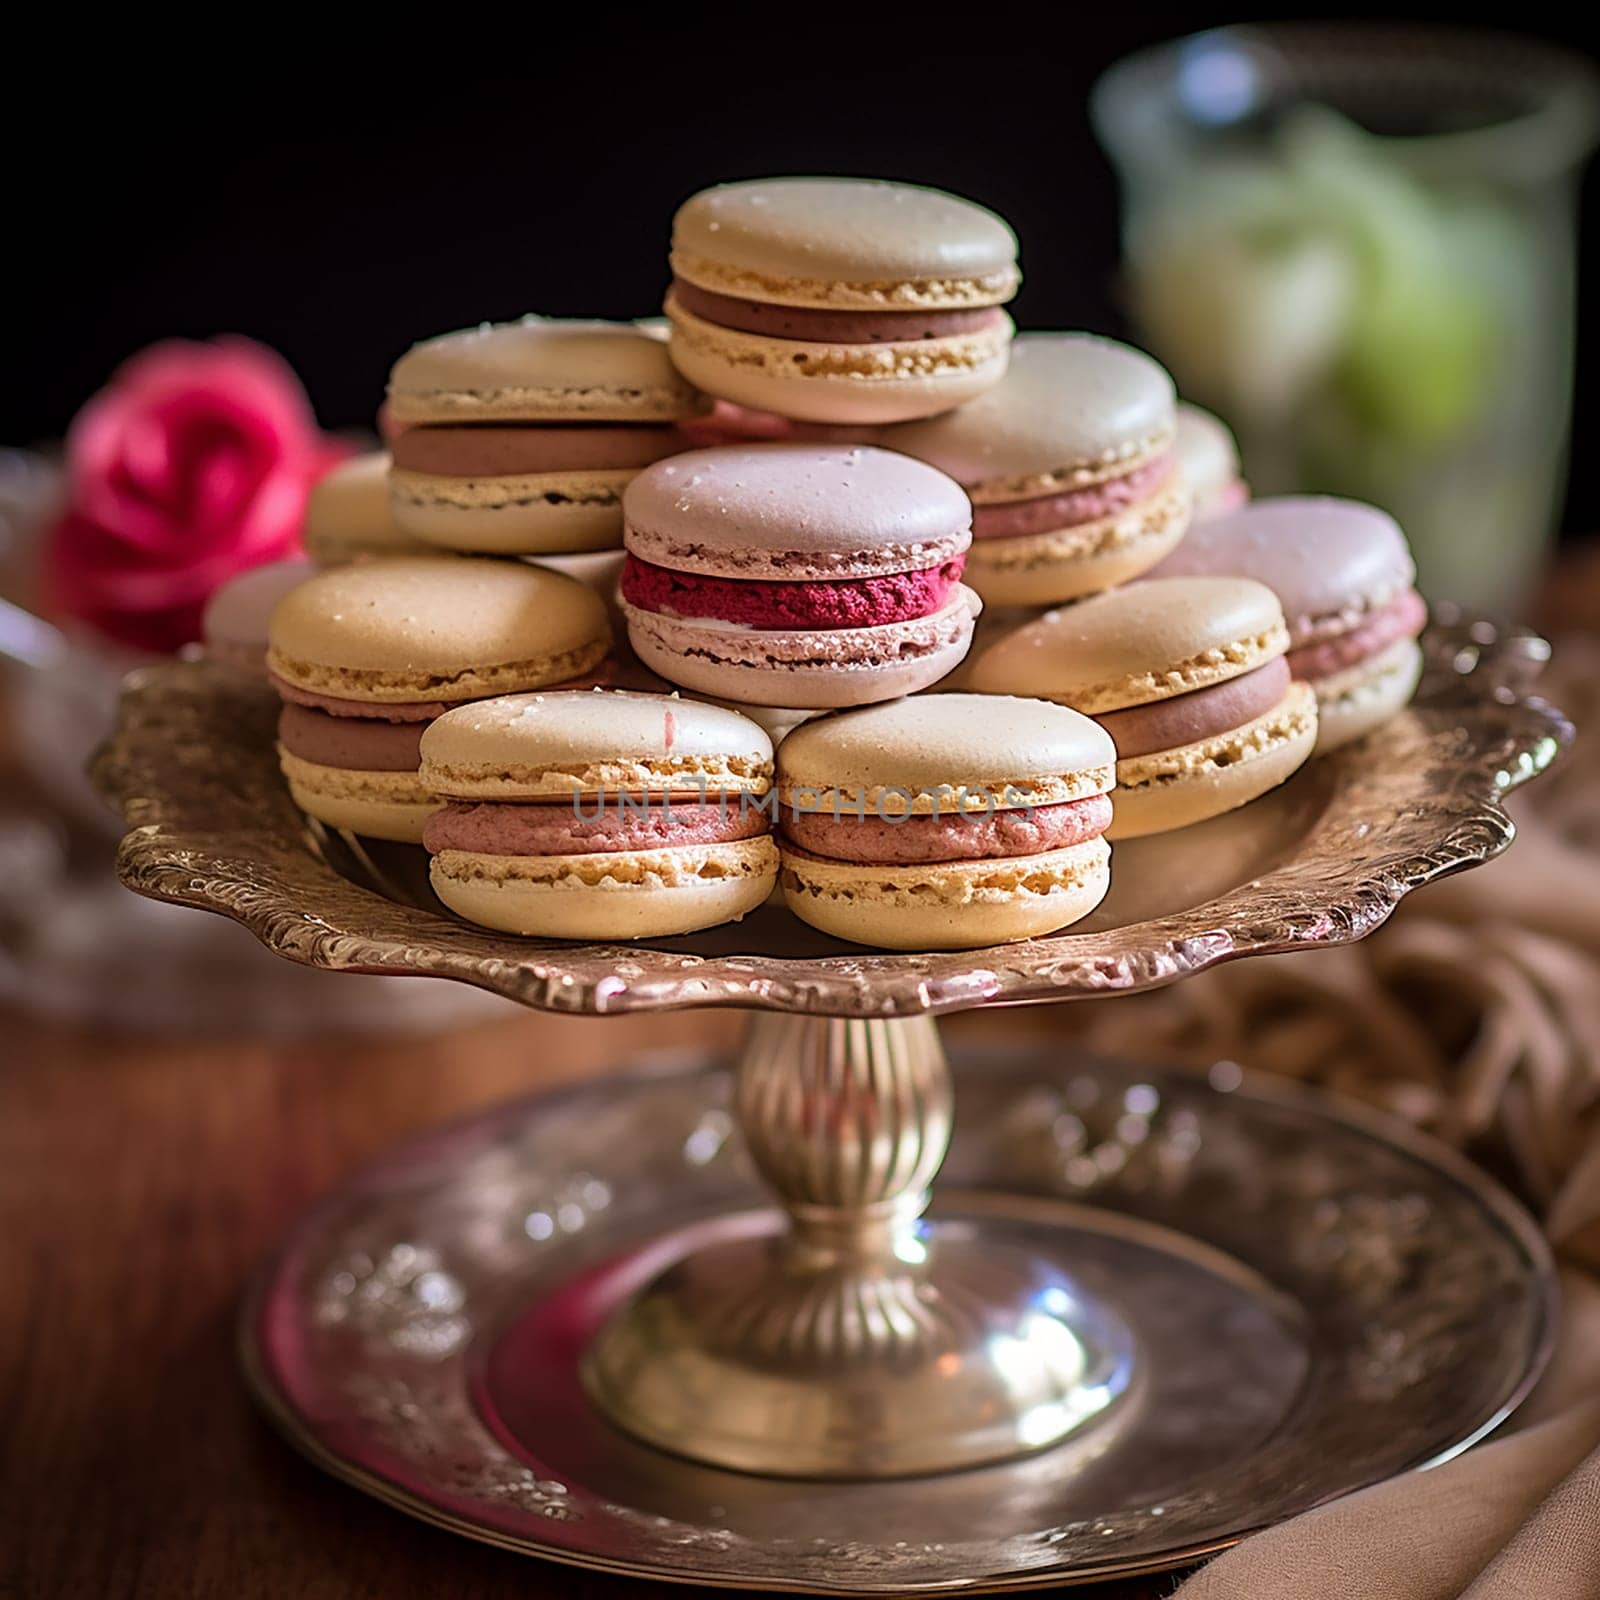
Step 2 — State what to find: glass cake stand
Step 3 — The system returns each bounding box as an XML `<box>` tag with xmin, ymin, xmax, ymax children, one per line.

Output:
<box><xmin>94</xmin><ymin>609</ymin><xmax>1568</xmax><ymax>1593</ymax></box>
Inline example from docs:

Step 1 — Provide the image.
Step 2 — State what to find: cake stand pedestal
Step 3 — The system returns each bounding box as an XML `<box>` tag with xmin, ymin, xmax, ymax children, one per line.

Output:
<box><xmin>96</xmin><ymin>609</ymin><xmax>1569</xmax><ymax>1591</ymax></box>
<box><xmin>584</xmin><ymin>1013</ymin><xmax>1135</xmax><ymax>1477</ymax></box>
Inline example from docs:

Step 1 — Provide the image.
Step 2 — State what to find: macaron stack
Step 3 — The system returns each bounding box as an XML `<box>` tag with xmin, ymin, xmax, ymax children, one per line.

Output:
<box><xmin>240</xmin><ymin>171</ymin><xmax>1434</xmax><ymax>954</ymax></box>
<box><xmin>664</xmin><ymin>178</ymin><xmax>1020</xmax><ymax>424</ymax></box>
<box><xmin>268</xmin><ymin>557</ymin><xmax>611</xmax><ymax>842</ymax></box>
<box><xmin>1154</xmin><ymin>497</ymin><xmax>1425</xmax><ymax>753</ymax></box>
<box><xmin>971</xmin><ymin>577</ymin><xmax>1317</xmax><ymax>838</ymax></box>
<box><xmin>420</xmin><ymin>690</ymin><xmax>777</xmax><ymax>937</ymax></box>
<box><xmin>777</xmin><ymin>694</ymin><xmax>1115</xmax><ymax>949</ymax></box>
<box><xmin>879</xmin><ymin>333</ymin><xmax>1190</xmax><ymax>608</ymax></box>
<box><xmin>386</xmin><ymin>317</ymin><xmax>705</xmax><ymax>555</ymax></box>
<box><xmin>619</xmin><ymin>444</ymin><xmax>981</xmax><ymax>709</ymax></box>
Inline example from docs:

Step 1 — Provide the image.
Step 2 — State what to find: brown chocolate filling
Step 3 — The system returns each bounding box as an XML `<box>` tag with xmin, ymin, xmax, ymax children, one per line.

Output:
<box><xmin>670</xmin><ymin>280</ymin><xmax>1005</xmax><ymax>344</ymax></box>
<box><xmin>392</xmin><ymin>423</ymin><xmax>684</xmax><ymax>477</ymax></box>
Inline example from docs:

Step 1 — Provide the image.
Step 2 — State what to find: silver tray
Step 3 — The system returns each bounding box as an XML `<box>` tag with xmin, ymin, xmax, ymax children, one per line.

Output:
<box><xmin>243</xmin><ymin>1049</ymin><xmax>1555</xmax><ymax>1593</ymax></box>
<box><xmin>95</xmin><ymin>609</ymin><xmax>1566</xmax><ymax>1017</ymax></box>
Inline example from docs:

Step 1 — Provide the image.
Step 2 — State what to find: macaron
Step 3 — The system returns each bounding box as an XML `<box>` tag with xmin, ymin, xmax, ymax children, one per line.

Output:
<box><xmin>201</xmin><ymin>558</ymin><xmax>314</xmax><ymax>675</ymax></box>
<box><xmin>620</xmin><ymin>443</ymin><xmax>981</xmax><ymax>708</ymax></box>
<box><xmin>706</xmin><ymin>700</ymin><xmax>825</xmax><ymax>746</ymax></box>
<box><xmin>776</xmin><ymin>694</ymin><xmax>1115</xmax><ymax>950</ymax></box>
<box><xmin>1173</xmin><ymin>403</ymin><xmax>1248</xmax><ymax>520</ymax></box>
<box><xmin>1152</xmin><ymin>496</ymin><xmax>1426</xmax><ymax>753</ymax></box>
<box><xmin>526</xmin><ymin>549</ymin><xmax>627</xmax><ymax>628</ymax></box>
<box><xmin>303</xmin><ymin>452</ymin><xmax>421</xmax><ymax>565</ymax></box>
<box><xmin>970</xmin><ymin>577</ymin><xmax>1317</xmax><ymax>838</ymax></box>
<box><xmin>664</xmin><ymin>177</ymin><xmax>1019</xmax><ymax>424</ymax></box>
<box><xmin>419</xmin><ymin>690</ymin><xmax>777</xmax><ymax>938</ymax></box>
<box><xmin>386</xmin><ymin>317</ymin><xmax>706</xmax><ymax>555</ymax></box>
<box><xmin>877</xmin><ymin>333</ymin><xmax>1189</xmax><ymax>607</ymax></box>
<box><xmin>268</xmin><ymin>556</ymin><xmax>611</xmax><ymax>842</ymax></box>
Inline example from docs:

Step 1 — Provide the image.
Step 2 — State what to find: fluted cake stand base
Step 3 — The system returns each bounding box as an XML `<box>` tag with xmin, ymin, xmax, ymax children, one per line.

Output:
<box><xmin>584</xmin><ymin>1015</ymin><xmax>1135</xmax><ymax>1477</ymax></box>
<box><xmin>244</xmin><ymin>1041</ymin><xmax>1553</xmax><ymax>1593</ymax></box>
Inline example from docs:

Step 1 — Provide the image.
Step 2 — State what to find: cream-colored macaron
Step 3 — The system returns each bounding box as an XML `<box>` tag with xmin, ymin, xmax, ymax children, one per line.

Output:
<box><xmin>267</xmin><ymin>555</ymin><xmax>611</xmax><ymax>704</ymax></box>
<box><xmin>665</xmin><ymin>178</ymin><xmax>1019</xmax><ymax>424</ymax></box>
<box><xmin>387</xmin><ymin>316</ymin><xmax>705</xmax><ymax>555</ymax></box>
<box><xmin>388</xmin><ymin>316</ymin><xmax>704</xmax><ymax>426</ymax></box>
<box><xmin>776</xmin><ymin>694</ymin><xmax>1115</xmax><ymax>950</ymax></box>
<box><xmin>268</xmin><ymin>557</ymin><xmax>612</xmax><ymax>844</ymax></box>
<box><xmin>879</xmin><ymin>333</ymin><xmax>1189</xmax><ymax>607</ymax></box>
<box><xmin>1173</xmin><ymin>403</ymin><xmax>1247</xmax><ymax>520</ymax></box>
<box><xmin>970</xmin><ymin>577</ymin><xmax>1316</xmax><ymax>838</ymax></box>
<box><xmin>420</xmin><ymin>690</ymin><xmax>777</xmax><ymax>939</ymax></box>
<box><xmin>303</xmin><ymin>452</ymin><xmax>422</xmax><ymax>565</ymax></box>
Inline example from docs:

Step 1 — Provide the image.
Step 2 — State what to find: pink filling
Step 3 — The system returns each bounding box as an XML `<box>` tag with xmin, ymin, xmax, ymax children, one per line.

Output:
<box><xmin>781</xmin><ymin>794</ymin><xmax>1112</xmax><ymax>865</ymax></box>
<box><xmin>676</xmin><ymin>402</ymin><xmax>880</xmax><ymax>450</ymax></box>
<box><xmin>1287</xmin><ymin>589</ymin><xmax>1427</xmax><ymax>682</ymax></box>
<box><xmin>278</xmin><ymin>704</ymin><xmax>425</xmax><ymax>771</ymax></box>
<box><xmin>973</xmin><ymin>455</ymin><xmax>1173</xmax><ymax>541</ymax></box>
<box><xmin>1096</xmin><ymin>658</ymin><xmax>1290</xmax><ymax>759</ymax></box>
<box><xmin>620</xmin><ymin>555</ymin><xmax>966</xmax><ymax>630</ymax></box>
<box><xmin>423</xmin><ymin>799</ymin><xmax>769</xmax><ymax>856</ymax></box>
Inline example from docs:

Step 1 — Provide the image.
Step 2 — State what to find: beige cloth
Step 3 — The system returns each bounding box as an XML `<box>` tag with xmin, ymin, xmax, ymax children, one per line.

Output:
<box><xmin>1079</xmin><ymin>636</ymin><xmax>1600</xmax><ymax>1597</ymax></box>
<box><xmin>1174</xmin><ymin>1272</ymin><xmax>1600</xmax><ymax>1597</ymax></box>
<box><xmin>1074</xmin><ymin>637</ymin><xmax>1600</xmax><ymax>1260</ymax></box>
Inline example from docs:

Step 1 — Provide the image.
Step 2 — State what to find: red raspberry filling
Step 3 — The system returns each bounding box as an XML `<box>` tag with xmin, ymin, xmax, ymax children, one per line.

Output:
<box><xmin>620</xmin><ymin>554</ymin><xmax>967</xmax><ymax>631</ymax></box>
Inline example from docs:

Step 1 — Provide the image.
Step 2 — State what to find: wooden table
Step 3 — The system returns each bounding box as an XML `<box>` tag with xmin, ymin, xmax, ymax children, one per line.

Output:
<box><xmin>2</xmin><ymin>1000</ymin><xmax>1173</xmax><ymax>1598</ymax></box>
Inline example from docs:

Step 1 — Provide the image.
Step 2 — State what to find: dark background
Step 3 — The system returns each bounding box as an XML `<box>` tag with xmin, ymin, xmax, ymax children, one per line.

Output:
<box><xmin>8</xmin><ymin>13</ymin><xmax>1600</xmax><ymax>532</ymax></box>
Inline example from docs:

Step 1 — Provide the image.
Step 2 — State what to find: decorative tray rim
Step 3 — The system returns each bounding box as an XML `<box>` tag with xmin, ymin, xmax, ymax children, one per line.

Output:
<box><xmin>94</xmin><ymin>608</ymin><xmax>1571</xmax><ymax>1018</ymax></box>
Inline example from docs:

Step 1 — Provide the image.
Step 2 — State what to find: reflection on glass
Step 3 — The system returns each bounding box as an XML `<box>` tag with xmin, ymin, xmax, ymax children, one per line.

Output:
<box><xmin>1094</xmin><ymin>26</ymin><xmax>1600</xmax><ymax>606</ymax></box>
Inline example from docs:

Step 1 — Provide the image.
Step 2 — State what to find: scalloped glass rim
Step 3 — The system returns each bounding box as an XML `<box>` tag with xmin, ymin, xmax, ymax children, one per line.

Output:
<box><xmin>93</xmin><ymin>610</ymin><xmax>1569</xmax><ymax>1019</ymax></box>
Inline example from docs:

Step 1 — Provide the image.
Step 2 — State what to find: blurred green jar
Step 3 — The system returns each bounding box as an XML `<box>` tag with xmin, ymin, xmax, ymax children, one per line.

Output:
<box><xmin>1093</xmin><ymin>25</ymin><xmax>1599</xmax><ymax>606</ymax></box>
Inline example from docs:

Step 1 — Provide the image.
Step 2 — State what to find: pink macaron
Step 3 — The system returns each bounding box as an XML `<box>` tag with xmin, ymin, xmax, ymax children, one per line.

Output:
<box><xmin>1151</xmin><ymin>496</ymin><xmax>1426</xmax><ymax>753</ymax></box>
<box><xmin>620</xmin><ymin>443</ymin><xmax>981</xmax><ymax>708</ymax></box>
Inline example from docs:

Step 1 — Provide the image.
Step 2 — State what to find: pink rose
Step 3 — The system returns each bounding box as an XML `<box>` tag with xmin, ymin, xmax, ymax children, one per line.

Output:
<box><xmin>44</xmin><ymin>337</ymin><xmax>351</xmax><ymax>653</ymax></box>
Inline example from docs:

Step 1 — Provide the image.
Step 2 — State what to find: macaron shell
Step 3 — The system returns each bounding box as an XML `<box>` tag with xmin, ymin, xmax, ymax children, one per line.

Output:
<box><xmin>706</xmin><ymin>699</ymin><xmax>826</xmax><ymax>745</ymax></box>
<box><xmin>1173</xmin><ymin>404</ymin><xmax>1242</xmax><ymax>506</ymax></box>
<box><xmin>388</xmin><ymin>316</ymin><xmax>704</xmax><ymax>425</ymax></box>
<box><xmin>623</xmin><ymin>443</ymin><xmax>971</xmax><ymax>579</ymax></box>
<box><xmin>622</xmin><ymin>590</ymin><xmax>980</xmax><ymax>709</ymax></box>
<box><xmin>777</xmin><ymin>693</ymin><xmax>1114</xmax><ymax>815</ymax></box>
<box><xmin>1312</xmin><ymin>637</ymin><xmax>1424</xmax><ymax>755</ymax></box>
<box><xmin>202</xmin><ymin>558</ymin><xmax>315</xmax><ymax>667</ymax></box>
<box><xmin>963</xmin><ymin>476</ymin><xmax>1190</xmax><ymax>608</ymax></box>
<box><xmin>1152</xmin><ymin>496</ymin><xmax>1416</xmax><ymax>645</ymax></box>
<box><xmin>1107</xmin><ymin>681</ymin><xmax>1318</xmax><ymax>838</ymax></box>
<box><xmin>779</xmin><ymin>837</ymin><xmax>1110</xmax><ymax>950</ymax></box>
<box><xmin>390</xmin><ymin>467</ymin><xmax>632</xmax><ymax>554</ymax></box>
<box><xmin>278</xmin><ymin>751</ymin><xmax>441</xmax><ymax>844</ymax></box>
<box><xmin>304</xmin><ymin>452</ymin><xmax>421</xmax><ymax>565</ymax></box>
<box><xmin>267</xmin><ymin>557</ymin><xmax>611</xmax><ymax>703</ymax></box>
<box><xmin>878</xmin><ymin>332</ymin><xmax>1176</xmax><ymax>496</ymax></box>
<box><xmin>420</xmin><ymin>689</ymin><xmax>774</xmax><ymax>800</ymax></box>
<box><xmin>429</xmin><ymin>836</ymin><xmax>778</xmax><ymax>938</ymax></box>
<box><xmin>525</xmin><ymin>549</ymin><xmax>626</xmax><ymax>627</ymax></box>
<box><xmin>671</xmin><ymin>178</ymin><xmax>1019</xmax><ymax>308</ymax></box>
<box><xmin>666</xmin><ymin>298</ymin><xmax>1013</xmax><ymax>425</ymax></box>
<box><xmin>969</xmin><ymin>576</ymin><xmax>1287</xmax><ymax>713</ymax></box>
